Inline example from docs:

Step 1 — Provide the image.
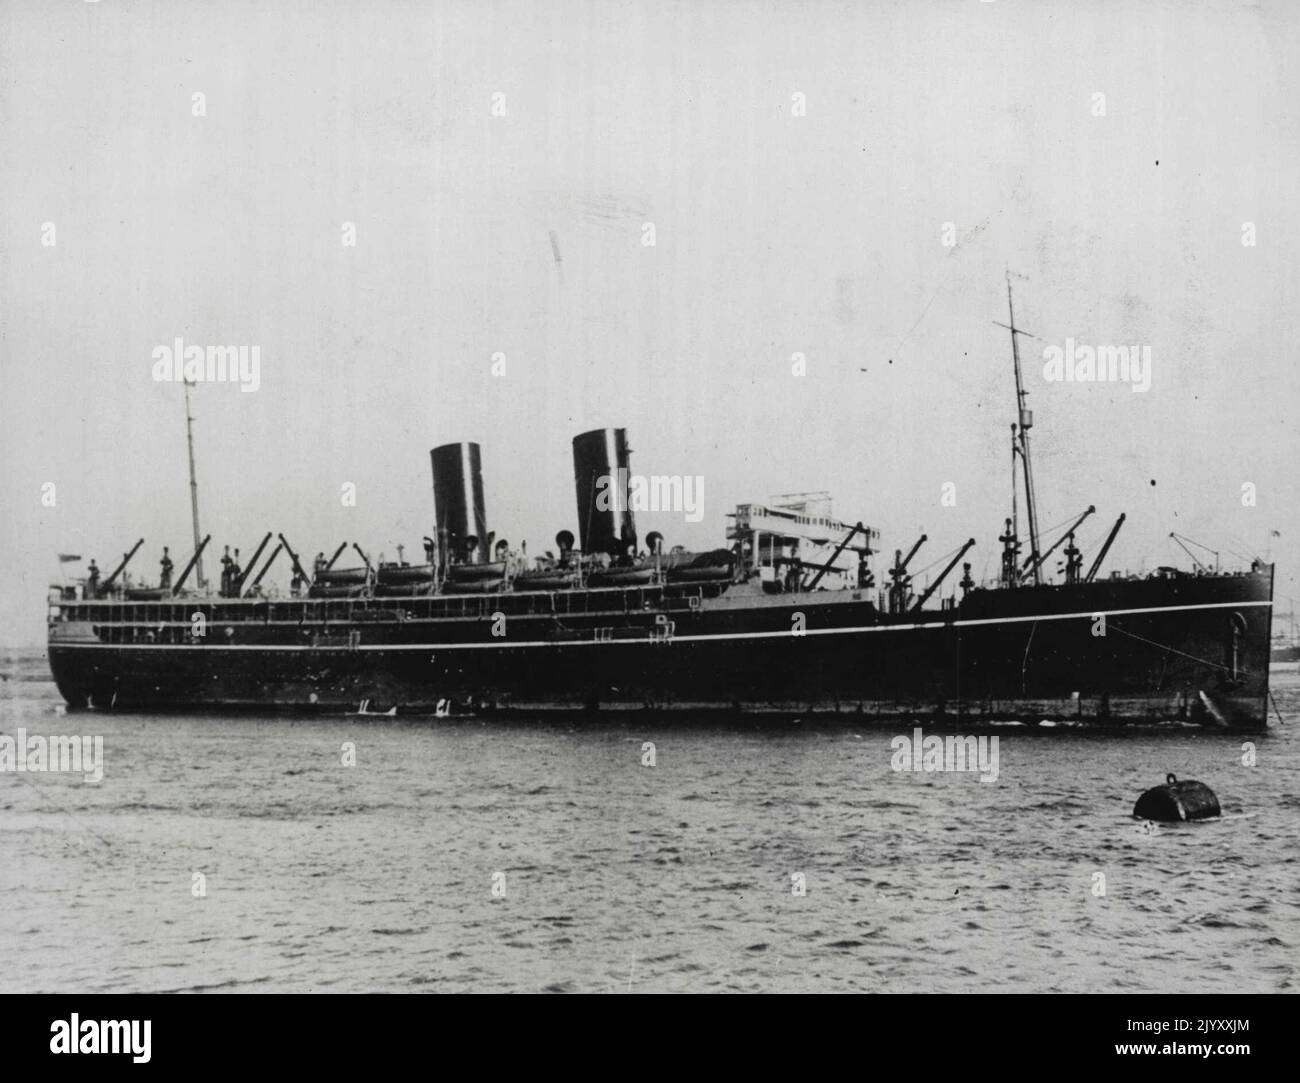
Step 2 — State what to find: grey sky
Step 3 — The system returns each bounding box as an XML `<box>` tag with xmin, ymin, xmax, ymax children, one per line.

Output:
<box><xmin>2</xmin><ymin>0</ymin><xmax>1298</xmax><ymax>643</ymax></box>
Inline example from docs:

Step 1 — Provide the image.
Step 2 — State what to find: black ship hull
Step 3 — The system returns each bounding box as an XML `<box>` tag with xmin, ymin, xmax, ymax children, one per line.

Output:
<box><xmin>47</xmin><ymin>567</ymin><xmax>1274</xmax><ymax>729</ymax></box>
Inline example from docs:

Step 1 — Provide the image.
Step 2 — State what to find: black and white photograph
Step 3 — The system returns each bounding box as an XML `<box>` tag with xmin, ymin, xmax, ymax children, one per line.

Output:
<box><xmin>0</xmin><ymin>0</ymin><xmax>1295</xmax><ymax>1046</ymax></box>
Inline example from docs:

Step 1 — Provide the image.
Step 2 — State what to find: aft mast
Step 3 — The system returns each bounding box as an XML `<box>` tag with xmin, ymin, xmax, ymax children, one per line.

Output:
<box><xmin>183</xmin><ymin>377</ymin><xmax>206</xmax><ymax>591</ymax></box>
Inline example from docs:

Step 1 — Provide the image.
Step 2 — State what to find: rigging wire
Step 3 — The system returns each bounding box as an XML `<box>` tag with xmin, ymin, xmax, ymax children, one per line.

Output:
<box><xmin>911</xmin><ymin>541</ymin><xmax>968</xmax><ymax>579</ymax></box>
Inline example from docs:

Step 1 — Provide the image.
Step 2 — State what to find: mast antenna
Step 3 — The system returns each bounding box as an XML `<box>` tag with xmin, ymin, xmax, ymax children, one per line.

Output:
<box><xmin>996</xmin><ymin>270</ymin><xmax>1043</xmax><ymax>585</ymax></box>
<box><xmin>183</xmin><ymin>378</ymin><xmax>206</xmax><ymax>591</ymax></box>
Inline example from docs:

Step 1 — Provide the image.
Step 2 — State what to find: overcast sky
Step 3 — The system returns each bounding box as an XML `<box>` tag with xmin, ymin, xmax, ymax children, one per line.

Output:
<box><xmin>2</xmin><ymin>0</ymin><xmax>1298</xmax><ymax>644</ymax></box>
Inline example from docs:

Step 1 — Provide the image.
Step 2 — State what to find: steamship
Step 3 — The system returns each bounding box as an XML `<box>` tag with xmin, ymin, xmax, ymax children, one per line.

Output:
<box><xmin>47</xmin><ymin>285</ymin><xmax>1275</xmax><ymax>728</ymax></box>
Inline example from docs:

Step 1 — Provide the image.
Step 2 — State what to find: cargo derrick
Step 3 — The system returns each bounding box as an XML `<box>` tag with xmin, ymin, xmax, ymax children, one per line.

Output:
<box><xmin>886</xmin><ymin>535</ymin><xmax>928</xmax><ymax>614</ymax></box>
<box><xmin>232</xmin><ymin>532</ymin><xmax>273</xmax><ymax>595</ymax></box>
<box><xmin>244</xmin><ymin>542</ymin><xmax>282</xmax><ymax>596</ymax></box>
<box><xmin>97</xmin><ymin>539</ymin><xmax>144</xmax><ymax>597</ymax></box>
<box><xmin>912</xmin><ymin>539</ymin><xmax>977</xmax><ymax>613</ymax></box>
<box><xmin>172</xmin><ymin>535</ymin><xmax>211</xmax><ymax>595</ymax></box>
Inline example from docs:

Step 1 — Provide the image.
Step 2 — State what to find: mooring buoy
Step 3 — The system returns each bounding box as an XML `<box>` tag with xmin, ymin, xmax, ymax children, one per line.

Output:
<box><xmin>1133</xmin><ymin>773</ymin><xmax>1220</xmax><ymax>823</ymax></box>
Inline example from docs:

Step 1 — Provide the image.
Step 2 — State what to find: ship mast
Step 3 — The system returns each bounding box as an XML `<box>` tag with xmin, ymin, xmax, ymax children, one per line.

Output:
<box><xmin>183</xmin><ymin>377</ymin><xmax>206</xmax><ymax>591</ymax></box>
<box><xmin>1000</xmin><ymin>271</ymin><xmax>1042</xmax><ymax>585</ymax></box>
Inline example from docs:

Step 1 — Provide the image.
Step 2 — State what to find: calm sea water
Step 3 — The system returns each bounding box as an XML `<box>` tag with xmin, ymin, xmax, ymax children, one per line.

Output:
<box><xmin>1</xmin><ymin>647</ymin><xmax>1296</xmax><ymax>993</ymax></box>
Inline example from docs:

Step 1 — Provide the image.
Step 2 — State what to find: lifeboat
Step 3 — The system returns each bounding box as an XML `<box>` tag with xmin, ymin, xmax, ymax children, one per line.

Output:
<box><xmin>376</xmin><ymin>563</ymin><xmax>436</xmax><ymax>584</ymax></box>
<box><xmin>375</xmin><ymin>581</ymin><xmax>436</xmax><ymax>597</ymax></box>
<box><xmin>446</xmin><ymin>561</ymin><xmax>507</xmax><ymax>583</ymax></box>
<box><xmin>124</xmin><ymin>587</ymin><xmax>171</xmax><ymax>601</ymax></box>
<box><xmin>442</xmin><ymin>577</ymin><xmax>509</xmax><ymax>594</ymax></box>
<box><xmin>667</xmin><ymin>549</ymin><xmax>735</xmax><ymax>583</ymax></box>
<box><xmin>315</xmin><ymin>566</ymin><xmax>368</xmax><ymax>585</ymax></box>
<box><xmin>587</xmin><ymin>563</ymin><xmax>658</xmax><ymax>587</ymax></box>
<box><xmin>309</xmin><ymin>583</ymin><xmax>368</xmax><ymax>598</ymax></box>
<box><xmin>514</xmin><ymin>569</ymin><xmax>578</xmax><ymax>591</ymax></box>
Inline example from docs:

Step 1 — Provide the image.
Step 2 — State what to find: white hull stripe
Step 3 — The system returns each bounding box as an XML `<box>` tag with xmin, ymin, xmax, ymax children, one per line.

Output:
<box><xmin>48</xmin><ymin>598</ymin><xmax>1272</xmax><ymax>651</ymax></box>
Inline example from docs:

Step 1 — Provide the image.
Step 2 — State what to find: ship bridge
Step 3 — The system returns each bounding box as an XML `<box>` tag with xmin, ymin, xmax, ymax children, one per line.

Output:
<box><xmin>727</xmin><ymin>492</ymin><xmax>877</xmax><ymax>591</ymax></box>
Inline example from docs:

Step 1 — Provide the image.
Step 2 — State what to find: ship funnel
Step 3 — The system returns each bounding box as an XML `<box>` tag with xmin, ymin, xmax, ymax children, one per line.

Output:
<box><xmin>431</xmin><ymin>442</ymin><xmax>489</xmax><ymax>564</ymax></box>
<box><xmin>572</xmin><ymin>428</ymin><xmax>637</xmax><ymax>562</ymax></box>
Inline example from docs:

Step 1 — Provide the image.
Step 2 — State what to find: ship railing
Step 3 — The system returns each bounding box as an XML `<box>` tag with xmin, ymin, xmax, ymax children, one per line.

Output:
<box><xmin>49</xmin><ymin>579</ymin><xmax>696</xmax><ymax>630</ymax></box>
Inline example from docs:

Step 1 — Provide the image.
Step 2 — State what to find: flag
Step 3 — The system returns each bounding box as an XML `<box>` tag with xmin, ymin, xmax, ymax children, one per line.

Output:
<box><xmin>57</xmin><ymin>554</ymin><xmax>82</xmax><ymax>563</ymax></box>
